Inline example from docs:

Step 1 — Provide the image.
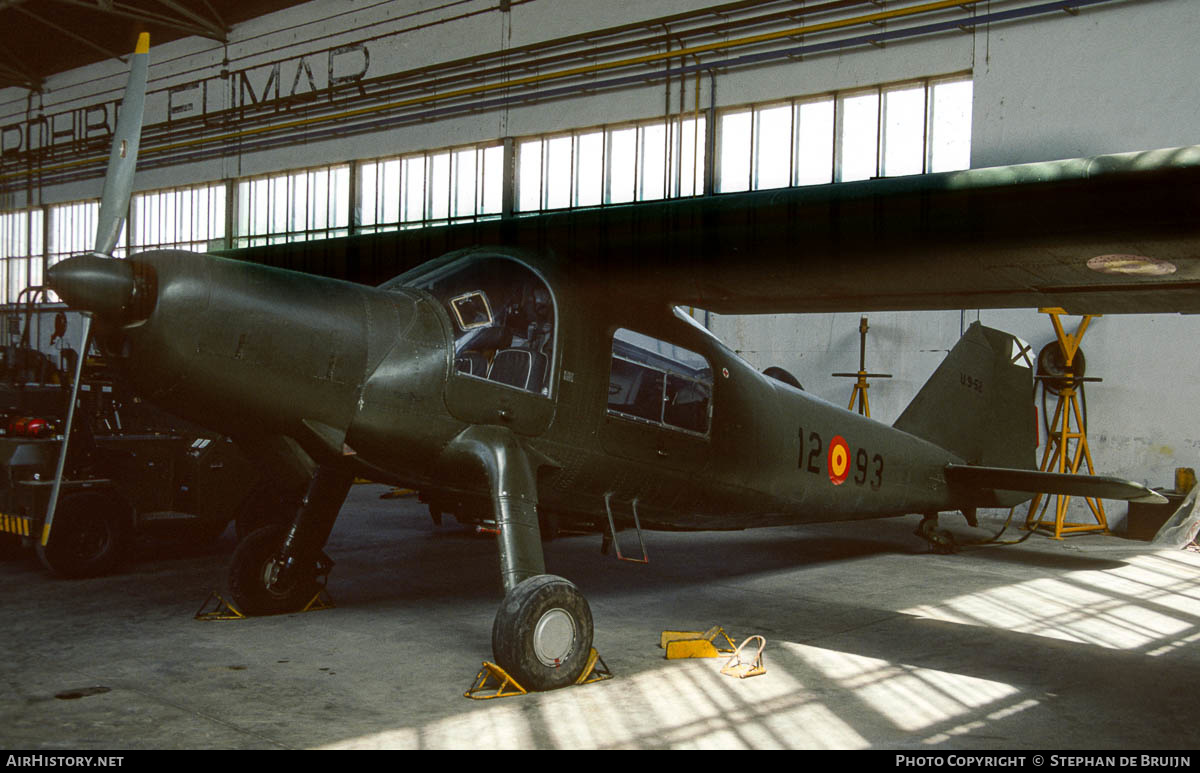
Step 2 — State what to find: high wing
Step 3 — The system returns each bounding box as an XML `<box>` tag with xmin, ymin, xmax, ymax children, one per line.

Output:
<box><xmin>241</xmin><ymin>145</ymin><xmax>1200</xmax><ymax>315</ymax></box>
<box><xmin>570</xmin><ymin>145</ymin><xmax>1200</xmax><ymax>315</ymax></box>
<box><xmin>635</xmin><ymin>146</ymin><xmax>1200</xmax><ymax>315</ymax></box>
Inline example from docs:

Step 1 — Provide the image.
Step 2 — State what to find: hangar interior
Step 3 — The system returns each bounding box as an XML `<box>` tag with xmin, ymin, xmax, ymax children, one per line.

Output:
<box><xmin>1</xmin><ymin>0</ymin><xmax>1196</xmax><ymax>529</ymax></box>
<box><xmin>2</xmin><ymin>0</ymin><xmax>1200</xmax><ymax>751</ymax></box>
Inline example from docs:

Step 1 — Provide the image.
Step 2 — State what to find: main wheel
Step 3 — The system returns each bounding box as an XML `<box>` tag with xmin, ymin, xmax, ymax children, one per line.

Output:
<box><xmin>227</xmin><ymin>525</ymin><xmax>320</xmax><ymax>616</ymax></box>
<box><xmin>36</xmin><ymin>491</ymin><xmax>130</xmax><ymax>578</ymax></box>
<box><xmin>491</xmin><ymin>574</ymin><xmax>593</xmax><ymax>691</ymax></box>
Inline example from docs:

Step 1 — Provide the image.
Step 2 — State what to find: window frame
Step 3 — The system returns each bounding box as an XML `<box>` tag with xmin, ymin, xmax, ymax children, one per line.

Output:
<box><xmin>607</xmin><ymin>327</ymin><xmax>714</xmax><ymax>438</ymax></box>
<box><xmin>714</xmin><ymin>73</ymin><xmax>972</xmax><ymax>192</ymax></box>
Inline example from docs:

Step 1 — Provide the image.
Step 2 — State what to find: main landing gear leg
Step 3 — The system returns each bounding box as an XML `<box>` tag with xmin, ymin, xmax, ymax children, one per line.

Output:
<box><xmin>227</xmin><ymin>464</ymin><xmax>353</xmax><ymax>615</ymax></box>
<box><xmin>445</xmin><ymin>426</ymin><xmax>593</xmax><ymax>692</ymax></box>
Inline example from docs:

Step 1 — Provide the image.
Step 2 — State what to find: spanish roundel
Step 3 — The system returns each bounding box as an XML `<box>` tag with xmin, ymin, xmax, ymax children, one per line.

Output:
<box><xmin>828</xmin><ymin>435</ymin><xmax>850</xmax><ymax>485</ymax></box>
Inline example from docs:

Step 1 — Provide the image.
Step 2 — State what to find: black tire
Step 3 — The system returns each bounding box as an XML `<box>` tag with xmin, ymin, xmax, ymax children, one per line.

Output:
<box><xmin>491</xmin><ymin>574</ymin><xmax>593</xmax><ymax>691</ymax></box>
<box><xmin>235</xmin><ymin>483</ymin><xmax>303</xmax><ymax>542</ymax></box>
<box><xmin>36</xmin><ymin>491</ymin><xmax>130</xmax><ymax>578</ymax></box>
<box><xmin>227</xmin><ymin>525</ymin><xmax>320</xmax><ymax>616</ymax></box>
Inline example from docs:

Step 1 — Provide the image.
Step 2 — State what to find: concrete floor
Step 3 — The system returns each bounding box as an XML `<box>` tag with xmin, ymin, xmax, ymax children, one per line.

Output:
<box><xmin>3</xmin><ymin>484</ymin><xmax>1200</xmax><ymax>750</ymax></box>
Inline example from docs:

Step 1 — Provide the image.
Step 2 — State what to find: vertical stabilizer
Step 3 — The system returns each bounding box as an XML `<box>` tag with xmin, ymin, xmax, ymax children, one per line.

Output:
<box><xmin>893</xmin><ymin>323</ymin><xmax>1036</xmax><ymax>470</ymax></box>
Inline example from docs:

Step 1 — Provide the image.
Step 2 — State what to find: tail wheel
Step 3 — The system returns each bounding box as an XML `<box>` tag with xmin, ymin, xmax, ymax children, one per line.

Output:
<box><xmin>491</xmin><ymin>574</ymin><xmax>593</xmax><ymax>691</ymax></box>
<box><xmin>36</xmin><ymin>490</ymin><xmax>130</xmax><ymax>578</ymax></box>
<box><xmin>916</xmin><ymin>515</ymin><xmax>956</xmax><ymax>554</ymax></box>
<box><xmin>227</xmin><ymin>525</ymin><xmax>320</xmax><ymax>616</ymax></box>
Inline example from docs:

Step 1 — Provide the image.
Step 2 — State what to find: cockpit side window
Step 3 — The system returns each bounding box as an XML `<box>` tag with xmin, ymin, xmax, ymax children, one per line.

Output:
<box><xmin>412</xmin><ymin>256</ymin><xmax>555</xmax><ymax>396</ymax></box>
<box><xmin>607</xmin><ymin>328</ymin><xmax>712</xmax><ymax>435</ymax></box>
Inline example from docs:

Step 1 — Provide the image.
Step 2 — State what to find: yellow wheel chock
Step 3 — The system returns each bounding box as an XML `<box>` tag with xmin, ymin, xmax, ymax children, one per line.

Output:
<box><xmin>464</xmin><ymin>648</ymin><xmax>613</xmax><ymax>699</ymax></box>
<box><xmin>193</xmin><ymin>588</ymin><xmax>334</xmax><ymax>621</ymax></box>
<box><xmin>660</xmin><ymin>626</ymin><xmax>737</xmax><ymax>659</ymax></box>
<box><xmin>720</xmin><ymin>635</ymin><xmax>767</xmax><ymax>679</ymax></box>
<box><xmin>194</xmin><ymin>592</ymin><xmax>248</xmax><ymax>621</ymax></box>
<box><xmin>464</xmin><ymin>662</ymin><xmax>528</xmax><ymax>700</ymax></box>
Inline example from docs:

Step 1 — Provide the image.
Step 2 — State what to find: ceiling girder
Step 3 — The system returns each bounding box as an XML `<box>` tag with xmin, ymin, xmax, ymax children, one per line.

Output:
<box><xmin>16</xmin><ymin>5</ymin><xmax>129</xmax><ymax>65</ymax></box>
<box><xmin>46</xmin><ymin>0</ymin><xmax>227</xmax><ymax>42</ymax></box>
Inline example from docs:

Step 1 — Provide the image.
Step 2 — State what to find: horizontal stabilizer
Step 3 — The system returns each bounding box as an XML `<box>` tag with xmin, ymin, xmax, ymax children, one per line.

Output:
<box><xmin>945</xmin><ymin>464</ymin><xmax>1168</xmax><ymax>505</ymax></box>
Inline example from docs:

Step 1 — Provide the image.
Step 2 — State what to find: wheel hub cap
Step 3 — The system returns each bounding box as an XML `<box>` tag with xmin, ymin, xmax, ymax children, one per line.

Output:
<box><xmin>533</xmin><ymin>608</ymin><xmax>576</xmax><ymax>667</ymax></box>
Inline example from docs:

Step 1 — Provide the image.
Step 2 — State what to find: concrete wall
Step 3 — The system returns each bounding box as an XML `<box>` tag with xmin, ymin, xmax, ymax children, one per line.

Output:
<box><xmin>2</xmin><ymin>0</ymin><xmax>1197</xmax><ymax>530</ymax></box>
<box><xmin>971</xmin><ymin>0</ymin><xmax>1200</xmax><ymax>167</ymax></box>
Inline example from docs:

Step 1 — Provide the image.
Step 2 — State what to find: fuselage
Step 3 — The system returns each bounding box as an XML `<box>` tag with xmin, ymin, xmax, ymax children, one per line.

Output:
<box><xmin>50</xmin><ymin>246</ymin><xmax>966</xmax><ymax>534</ymax></box>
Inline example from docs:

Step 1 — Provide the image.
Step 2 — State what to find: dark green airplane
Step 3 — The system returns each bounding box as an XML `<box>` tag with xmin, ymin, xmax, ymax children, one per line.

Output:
<box><xmin>44</xmin><ymin>37</ymin><xmax>1168</xmax><ymax>692</ymax></box>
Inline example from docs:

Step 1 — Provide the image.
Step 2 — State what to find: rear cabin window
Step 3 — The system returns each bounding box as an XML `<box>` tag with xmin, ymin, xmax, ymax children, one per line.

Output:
<box><xmin>607</xmin><ymin>328</ymin><xmax>712</xmax><ymax>435</ymax></box>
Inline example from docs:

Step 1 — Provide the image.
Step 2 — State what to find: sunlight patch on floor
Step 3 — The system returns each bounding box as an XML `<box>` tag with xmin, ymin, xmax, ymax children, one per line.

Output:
<box><xmin>902</xmin><ymin>563</ymin><xmax>1195</xmax><ymax>650</ymax></box>
<box><xmin>316</xmin><ymin>649</ymin><xmax>877</xmax><ymax>749</ymax></box>
<box><xmin>781</xmin><ymin>642</ymin><xmax>1019</xmax><ymax>733</ymax></box>
<box><xmin>922</xmin><ymin>698</ymin><xmax>1041</xmax><ymax>745</ymax></box>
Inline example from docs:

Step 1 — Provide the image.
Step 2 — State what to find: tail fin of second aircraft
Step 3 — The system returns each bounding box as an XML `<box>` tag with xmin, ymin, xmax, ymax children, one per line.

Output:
<box><xmin>893</xmin><ymin>321</ymin><xmax>1036</xmax><ymax>471</ymax></box>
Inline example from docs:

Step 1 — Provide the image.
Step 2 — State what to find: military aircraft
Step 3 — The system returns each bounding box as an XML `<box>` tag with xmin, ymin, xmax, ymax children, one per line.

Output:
<box><xmin>44</xmin><ymin>36</ymin><xmax>1174</xmax><ymax>692</ymax></box>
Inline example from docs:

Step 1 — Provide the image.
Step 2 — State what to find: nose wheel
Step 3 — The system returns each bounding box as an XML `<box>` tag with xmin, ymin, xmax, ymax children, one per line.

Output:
<box><xmin>491</xmin><ymin>574</ymin><xmax>594</xmax><ymax>691</ymax></box>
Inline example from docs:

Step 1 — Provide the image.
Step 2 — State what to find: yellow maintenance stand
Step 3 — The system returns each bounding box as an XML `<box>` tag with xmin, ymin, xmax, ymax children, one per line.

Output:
<box><xmin>1023</xmin><ymin>308</ymin><xmax>1108</xmax><ymax>539</ymax></box>
<box><xmin>833</xmin><ymin>317</ymin><xmax>892</xmax><ymax>418</ymax></box>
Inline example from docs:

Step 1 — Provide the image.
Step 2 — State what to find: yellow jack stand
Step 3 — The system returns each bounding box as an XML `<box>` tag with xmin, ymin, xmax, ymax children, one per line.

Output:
<box><xmin>194</xmin><ymin>588</ymin><xmax>335</xmax><ymax>621</ymax></box>
<box><xmin>660</xmin><ymin>626</ymin><xmax>737</xmax><ymax>659</ymax></box>
<box><xmin>1024</xmin><ymin>308</ymin><xmax>1109</xmax><ymax>539</ymax></box>
<box><xmin>832</xmin><ymin>317</ymin><xmax>892</xmax><ymax>417</ymax></box>
<box><xmin>464</xmin><ymin>648</ymin><xmax>612</xmax><ymax>699</ymax></box>
<box><xmin>721</xmin><ymin>635</ymin><xmax>767</xmax><ymax>679</ymax></box>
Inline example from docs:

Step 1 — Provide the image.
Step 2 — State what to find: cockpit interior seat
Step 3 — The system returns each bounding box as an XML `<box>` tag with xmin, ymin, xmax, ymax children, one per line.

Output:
<box><xmin>488</xmin><ymin>348</ymin><xmax>548</xmax><ymax>392</ymax></box>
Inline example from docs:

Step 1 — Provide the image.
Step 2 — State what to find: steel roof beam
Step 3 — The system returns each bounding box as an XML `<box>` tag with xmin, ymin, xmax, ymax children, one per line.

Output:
<box><xmin>16</xmin><ymin>5</ymin><xmax>129</xmax><ymax>65</ymax></box>
<box><xmin>45</xmin><ymin>0</ymin><xmax>228</xmax><ymax>41</ymax></box>
<box><xmin>153</xmin><ymin>0</ymin><xmax>227</xmax><ymax>40</ymax></box>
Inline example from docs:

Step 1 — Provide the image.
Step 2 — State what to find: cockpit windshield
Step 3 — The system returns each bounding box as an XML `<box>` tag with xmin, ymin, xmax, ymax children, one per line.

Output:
<box><xmin>396</xmin><ymin>255</ymin><xmax>555</xmax><ymax>395</ymax></box>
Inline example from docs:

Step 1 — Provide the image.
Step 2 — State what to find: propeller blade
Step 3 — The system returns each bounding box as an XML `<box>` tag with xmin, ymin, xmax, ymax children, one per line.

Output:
<box><xmin>93</xmin><ymin>32</ymin><xmax>150</xmax><ymax>257</ymax></box>
<box><xmin>41</xmin><ymin>312</ymin><xmax>93</xmax><ymax>547</ymax></box>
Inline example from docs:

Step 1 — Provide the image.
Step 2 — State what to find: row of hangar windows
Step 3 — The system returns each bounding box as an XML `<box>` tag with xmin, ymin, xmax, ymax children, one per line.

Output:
<box><xmin>0</xmin><ymin>74</ymin><xmax>971</xmax><ymax>305</ymax></box>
